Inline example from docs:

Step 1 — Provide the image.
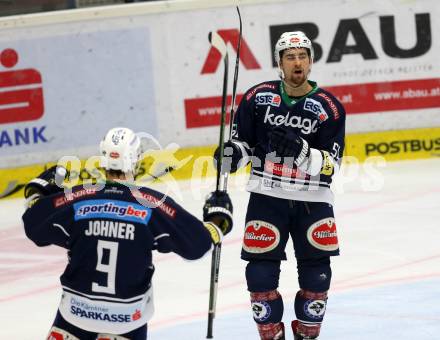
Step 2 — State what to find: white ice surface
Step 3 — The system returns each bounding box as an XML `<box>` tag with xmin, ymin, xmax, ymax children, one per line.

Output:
<box><xmin>1</xmin><ymin>158</ymin><xmax>440</xmax><ymax>339</ymax></box>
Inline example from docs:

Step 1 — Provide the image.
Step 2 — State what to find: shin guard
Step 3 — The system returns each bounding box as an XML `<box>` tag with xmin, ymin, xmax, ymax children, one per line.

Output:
<box><xmin>293</xmin><ymin>290</ymin><xmax>328</xmax><ymax>339</ymax></box>
<box><xmin>251</xmin><ymin>290</ymin><xmax>284</xmax><ymax>340</ymax></box>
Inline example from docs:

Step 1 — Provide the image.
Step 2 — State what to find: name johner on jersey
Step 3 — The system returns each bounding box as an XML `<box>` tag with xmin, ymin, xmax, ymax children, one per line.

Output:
<box><xmin>85</xmin><ymin>220</ymin><xmax>135</xmax><ymax>240</ymax></box>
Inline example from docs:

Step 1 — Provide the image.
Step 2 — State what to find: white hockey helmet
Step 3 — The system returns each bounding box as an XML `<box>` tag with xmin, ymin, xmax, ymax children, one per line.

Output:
<box><xmin>99</xmin><ymin>127</ymin><xmax>143</xmax><ymax>174</ymax></box>
<box><xmin>274</xmin><ymin>31</ymin><xmax>314</xmax><ymax>66</ymax></box>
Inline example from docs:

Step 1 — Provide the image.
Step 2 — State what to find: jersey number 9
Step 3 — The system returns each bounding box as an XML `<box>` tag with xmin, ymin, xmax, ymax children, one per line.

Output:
<box><xmin>92</xmin><ymin>240</ymin><xmax>119</xmax><ymax>294</ymax></box>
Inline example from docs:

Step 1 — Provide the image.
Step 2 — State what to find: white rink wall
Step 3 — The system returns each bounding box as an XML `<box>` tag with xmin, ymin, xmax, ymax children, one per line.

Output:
<box><xmin>0</xmin><ymin>0</ymin><xmax>439</xmax><ymax>167</ymax></box>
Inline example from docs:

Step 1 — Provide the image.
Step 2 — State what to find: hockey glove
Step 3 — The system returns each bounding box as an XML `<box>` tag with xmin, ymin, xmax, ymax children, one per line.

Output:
<box><xmin>203</xmin><ymin>190</ymin><xmax>233</xmax><ymax>235</ymax></box>
<box><xmin>213</xmin><ymin>140</ymin><xmax>243</xmax><ymax>174</ymax></box>
<box><xmin>269</xmin><ymin>126</ymin><xmax>310</xmax><ymax>166</ymax></box>
<box><xmin>24</xmin><ymin>165</ymin><xmax>69</xmax><ymax>199</ymax></box>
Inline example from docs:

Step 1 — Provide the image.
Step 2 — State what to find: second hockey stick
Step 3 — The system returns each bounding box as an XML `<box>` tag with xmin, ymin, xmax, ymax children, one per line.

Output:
<box><xmin>206</xmin><ymin>30</ymin><xmax>228</xmax><ymax>339</ymax></box>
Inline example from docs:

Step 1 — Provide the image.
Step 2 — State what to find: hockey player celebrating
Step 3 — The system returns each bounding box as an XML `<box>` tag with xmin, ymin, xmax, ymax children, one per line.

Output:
<box><xmin>214</xmin><ymin>32</ymin><xmax>345</xmax><ymax>339</ymax></box>
<box><xmin>22</xmin><ymin>127</ymin><xmax>233</xmax><ymax>340</ymax></box>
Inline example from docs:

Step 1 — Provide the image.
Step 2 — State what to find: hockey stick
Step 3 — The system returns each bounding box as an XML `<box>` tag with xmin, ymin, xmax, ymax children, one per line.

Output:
<box><xmin>207</xmin><ymin>9</ymin><xmax>243</xmax><ymax>338</ymax></box>
<box><xmin>0</xmin><ymin>180</ymin><xmax>24</xmax><ymax>199</ymax></box>
<box><xmin>140</xmin><ymin>164</ymin><xmax>176</xmax><ymax>183</ymax></box>
<box><xmin>206</xmin><ymin>30</ymin><xmax>228</xmax><ymax>339</ymax></box>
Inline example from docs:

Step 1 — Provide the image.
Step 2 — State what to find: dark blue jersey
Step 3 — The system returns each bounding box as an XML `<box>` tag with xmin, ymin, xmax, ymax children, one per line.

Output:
<box><xmin>232</xmin><ymin>80</ymin><xmax>346</xmax><ymax>204</ymax></box>
<box><xmin>22</xmin><ymin>182</ymin><xmax>212</xmax><ymax>333</ymax></box>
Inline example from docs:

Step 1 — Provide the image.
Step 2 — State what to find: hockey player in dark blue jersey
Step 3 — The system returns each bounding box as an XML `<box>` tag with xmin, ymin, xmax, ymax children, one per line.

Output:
<box><xmin>214</xmin><ymin>32</ymin><xmax>345</xmax><ymax>340</ymax></box>
<box><xmin>22</xmin><ymin>127</ymin><xmax>233</xmax><ymax>340</ymax></box>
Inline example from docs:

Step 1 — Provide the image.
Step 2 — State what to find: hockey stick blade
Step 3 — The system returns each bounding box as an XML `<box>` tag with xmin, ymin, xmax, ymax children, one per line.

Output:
<box><xmin>145</xmin><ymin>165</ymin><xmax>175</xmax><ymax>182</ymax></box>
<box><xmin>208</xmin><ymin>31</ymin><xmax>228</xmax><ymax>58</ymax></box>
<box><xmin>0</xmin><ymin>180</ymin><xmax>23</xmax><ymax>199</ymax></box>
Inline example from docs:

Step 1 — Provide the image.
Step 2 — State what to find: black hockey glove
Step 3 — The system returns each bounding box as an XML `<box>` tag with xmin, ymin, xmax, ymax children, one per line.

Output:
<box><xmin>203</xmin><ymin>190</ymin><xmax>233</xmax><ymax>235</ymax></box>
<box><xmin>213</xmin><ymin>140</ymin><xmax>243</xmax><ymax>173</ymax></box>
<box><xmin>24</xmin><ymin>165</ymin><xmax>69</xmax><ymax>199</ymax></box>
<box><xmin>269</xmin><ymin>126</ymin><xmax>310</xmax><ymax>166</ymax></box>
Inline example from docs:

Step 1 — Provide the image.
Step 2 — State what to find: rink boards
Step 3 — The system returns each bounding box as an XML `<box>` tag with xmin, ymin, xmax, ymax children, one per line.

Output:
<box><xmin>1</xmin><ymin>126</ymin><xmax>439</xmax><ymax>199</ymax></box>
